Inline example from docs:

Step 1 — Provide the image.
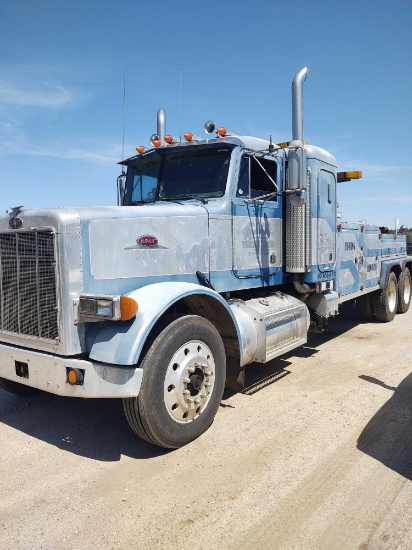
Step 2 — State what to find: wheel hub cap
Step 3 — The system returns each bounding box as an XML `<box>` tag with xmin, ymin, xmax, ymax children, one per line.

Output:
<box><xmin>164</xmin><ymin>340</ymin><xmax>215</xmax><ymax>423</ymax></box>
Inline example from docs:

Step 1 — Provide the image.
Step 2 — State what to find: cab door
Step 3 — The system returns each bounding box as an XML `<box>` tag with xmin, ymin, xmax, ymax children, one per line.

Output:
<box><xmin>232</xmin><ymin>155</ymin><xmax>282</xmax><ymax>278</ymax></box>
<box><xmin>317</xmin><ymin>169</ymin><xmax>336</xmax><ymax>272</ymax></box>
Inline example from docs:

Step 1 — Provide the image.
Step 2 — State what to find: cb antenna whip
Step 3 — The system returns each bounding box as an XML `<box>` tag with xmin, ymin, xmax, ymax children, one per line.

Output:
<box><xmin>179</xmin><ymin>68</ymin><xmax>182</xmax><ymax>142</ymax></box>
<box><xmin>122</xmin><ymin>70</ymin><xmax>126</xmax><ymax>173</ymax></box>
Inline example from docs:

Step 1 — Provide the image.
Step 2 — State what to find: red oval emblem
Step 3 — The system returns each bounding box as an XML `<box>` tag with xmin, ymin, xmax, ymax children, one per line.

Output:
<box><xmin>9</xmin><ymin>217</ymin><xmax>23</xmax><ymax>229</ymax></box>
<box><xmin>138</xmin><ymin>235</ymin><xmax>158</xmax><ymax>247</ymax></box>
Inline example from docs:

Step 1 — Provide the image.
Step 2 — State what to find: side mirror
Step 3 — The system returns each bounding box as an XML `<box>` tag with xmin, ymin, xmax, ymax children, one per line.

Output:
<box><xmin>117</xmin><ymin>172</ymin><xmax>126</xmax><ymax>206</ymax></box>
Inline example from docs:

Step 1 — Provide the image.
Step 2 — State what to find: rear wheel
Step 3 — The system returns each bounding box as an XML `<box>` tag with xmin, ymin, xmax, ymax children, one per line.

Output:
<box><xmin>373</xmin><ymin>271</ymin><xmax>398</xmax><ymax>322</ymax></box>
<box><xmin>123</xmin><ymin>315</ymin><xmax>226</xmax><ymax>448</ymax></box>
<box><xmin>397</xmin><ymin>268</ymin><xmax>411</xmax><ymax>313</ymax></box>
<box><xmin>356</xmin><ymin>293</ymin><xmax>375</xmax><ymax>321</ymax></box>
<box><xmin>0</xmin><ymin>378</ymin><xmax>40</xmax><ymax>397</ymax></box>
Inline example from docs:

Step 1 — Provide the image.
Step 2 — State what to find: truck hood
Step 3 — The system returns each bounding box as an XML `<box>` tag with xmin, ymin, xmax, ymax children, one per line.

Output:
<box><xmin>78</xmin><ymin>204</ymin><xmax>210</xmax><ymax>286</ymax></box>
<box><xmin>0</xmin><ymin>203</ymin><xmax>210</xmax><ymax>293</ymax></box>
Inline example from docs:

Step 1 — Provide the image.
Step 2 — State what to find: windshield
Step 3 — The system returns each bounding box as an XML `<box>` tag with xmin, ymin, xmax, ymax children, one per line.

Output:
<box><xmin>123</xmin><ymin>146</ymin><xmax>231</xmax><ymax>205</ymax></box>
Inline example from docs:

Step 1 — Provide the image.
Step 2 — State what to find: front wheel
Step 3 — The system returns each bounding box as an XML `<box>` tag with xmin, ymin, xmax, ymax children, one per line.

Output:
<box><xmin>123</xmin><ymin>315</ymin><xmax>226</xmax><ymax>448</ymax></box>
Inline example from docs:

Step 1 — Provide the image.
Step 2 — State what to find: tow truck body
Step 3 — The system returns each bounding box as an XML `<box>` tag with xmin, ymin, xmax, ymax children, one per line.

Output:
<box><xmin>0</xmin><ymin>68</ymin><xmax>409</xmax><ymax>448</ymax></box>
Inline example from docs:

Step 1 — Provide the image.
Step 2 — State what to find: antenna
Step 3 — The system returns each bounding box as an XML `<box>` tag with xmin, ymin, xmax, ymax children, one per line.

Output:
<box><xmin>122</xmin><ymin>70</ymin><xmax>126</xmax><ymax>172</ymax></box>
<box><xmin>179</xmin><ymin>68</ymin><xmax>182</xmax><ymax>142</ymax></box>
<box><xmin>117</xmin><ymin>71</ymin><xmax>127</xmax><ymax>206</ymax></box>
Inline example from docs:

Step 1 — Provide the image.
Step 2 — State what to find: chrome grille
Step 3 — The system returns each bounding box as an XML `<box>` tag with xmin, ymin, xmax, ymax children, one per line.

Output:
<box><xmin>0</xmin><ymin>230</ymin><xmax>58</xmax><ymax>340</ymax></box>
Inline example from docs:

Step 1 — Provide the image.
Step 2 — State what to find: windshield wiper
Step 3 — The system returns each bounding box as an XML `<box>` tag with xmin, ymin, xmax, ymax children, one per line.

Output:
<box><xmin>161</xmin><ymin>195</ymin><xmax>208</xmax><ymax>205</ymax></box>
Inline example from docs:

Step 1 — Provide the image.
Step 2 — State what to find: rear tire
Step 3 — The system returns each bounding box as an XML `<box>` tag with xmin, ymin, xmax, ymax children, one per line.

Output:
<box><xmin>373</xmin><ymin>271</ymin><xmax>398</xmax><ymax>322</ymax></box>
<box><xmin>357</xmin><ymin>293</ymin><xmax>375</xmax><ymax>321</ymax></box>
<box><xmin>123</xmin><ymin>315</ymin><xmax>226</xmax><ymax>449</ymax></box>
<box><xmin>0</xmin><ymin>378</ymin><xmax>40</xmax><ymax>397</ymax></box>
<box><xmin>397</xmin><ymin>268</ymin><xmax>411</xmax><ymax>313</ymax></box>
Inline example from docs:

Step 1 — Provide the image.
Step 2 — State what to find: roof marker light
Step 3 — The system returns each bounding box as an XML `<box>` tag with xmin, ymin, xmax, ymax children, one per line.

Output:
<box><xmin>217</xmin><ymin>127</ymin><xmax>227</xmax><ymax>137</ymax></box>
<box><xmin>164</xmin><ymin>134</ymin><xmax>179</xmax><ymax>144</ymax></box>
<box><xmin>136</xmin><ymin>145</ymin><xmax>145</xmax><ymax>154</ymax></box>
<box><xmin>184</xmin><ymin>132</ymin><xmax>202</xmax><ymax>142</ymax></box>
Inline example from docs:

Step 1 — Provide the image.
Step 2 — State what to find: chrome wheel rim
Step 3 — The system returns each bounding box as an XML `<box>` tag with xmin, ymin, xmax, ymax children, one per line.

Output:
<box><xmin>164</xmin><ymin>340</ymin><xmax>215</xmax><ymax>423</ymax></box>
<box><xmin>388</xmin><ymin>278</ymin><xmax>397</xmax><ymax>312</ymax></box>
<box><xmin>403</xmin><ymin>274</ymin><xmax>411</xmax><ymax>305</ymax></box>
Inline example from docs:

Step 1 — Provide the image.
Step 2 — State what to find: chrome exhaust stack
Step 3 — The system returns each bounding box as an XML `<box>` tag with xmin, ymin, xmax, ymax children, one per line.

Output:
<box><xmin>286</xmin><ymin>67</ymin><xmax>310</xmax><ymax>276</ymax></box>
<box><xmin>292</xmin><ymin>67</ymin><xmax>308</xmax><ymax>142</ymax></box>
<box><xmin>157</xmin><ymin>109</ymin><xmax>166</xmax><ymax>142</ymax></box>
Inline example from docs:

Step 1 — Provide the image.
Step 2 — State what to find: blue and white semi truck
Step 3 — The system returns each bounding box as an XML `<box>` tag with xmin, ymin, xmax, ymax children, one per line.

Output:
<box><xmin>0</xmin><ymin>68</ymin><xmax>410</xmax><ymax>448</ymax></box>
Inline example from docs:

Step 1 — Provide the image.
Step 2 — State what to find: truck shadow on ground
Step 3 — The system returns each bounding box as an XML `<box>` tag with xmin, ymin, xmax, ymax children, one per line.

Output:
<box><xmin>357</xmin><ymin>372</ymin><xmax>412</xmax><ymax>481</ymax></box>
<box><xmin>0</xmin><ymin>308</ymin><xmax>363</xmax><ymax>462</ymax></box>
<box><xmin>0</xmin><ymin>391</ymin><xmax>170</xmax><ymax>461</ymax></box>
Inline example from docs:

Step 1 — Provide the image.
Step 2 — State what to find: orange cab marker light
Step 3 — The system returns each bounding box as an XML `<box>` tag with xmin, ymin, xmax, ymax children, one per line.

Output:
<box><xmin>120</xmin><ymin>296</ymin><xmax>139</xmax><ymax>321</ymax></box>
<box><xmin>164</xmin><ymin>135</ymin><xmax>173</xmax><ymax>144</ymax></box>
<box><xmin>184</xmin><ymin>132</ymin><xmax>193</xmax><ymax>141</ymax></box>
<box><xmin>217</xmin><ymin>127</ymin><xmax>227</xmax><ymax>137</ymax></box>
<box><xmin>153</xmin><ymin>140</ymin><xmax>161</xmax><ymax>148</ymax></box>
<box><xmin>136</xmin><ymin>145</ymin><xmax>145</xmax><ymax>154</ymax></box>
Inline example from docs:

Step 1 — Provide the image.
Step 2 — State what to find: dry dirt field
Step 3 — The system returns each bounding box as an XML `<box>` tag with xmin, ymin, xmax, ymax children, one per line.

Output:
<box><xmin>1</xmin><ymin>306</ymin><xmax>412</xmax><ymax>550</ymax></box>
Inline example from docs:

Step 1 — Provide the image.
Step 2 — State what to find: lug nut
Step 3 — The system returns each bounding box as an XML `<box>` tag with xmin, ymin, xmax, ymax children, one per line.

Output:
<box><xmin>194</xmin><ymin>397</ymin><xmax>201</xmax><ymax>405</ymax></box>
<box><xmin>183</xmin><ymin>389</ymin><xmax>190</xmax><ymax>395</ymax></box>
<box><xmin>204</xmin><ymin>382</ymin><xmax>211</xmax><ymax>387</ymax></box>
<box><xmin>183</xmin><ymin>377</ymin><xmax>191</xmax><ymax>384</ymax></box>
<box><xmin>187</xmin><ymin>397</ymin><xmax>194</xmax><ymax>403</ymax></box>
<box><xmin>187</xmin><ymin>366</ymin><xmax>195</xmax><ymax>373</ymax></box>
<box><xmin>205</xmin><ymin>370</ymin><xmax>213</xmax><ymax>377</ymax></box>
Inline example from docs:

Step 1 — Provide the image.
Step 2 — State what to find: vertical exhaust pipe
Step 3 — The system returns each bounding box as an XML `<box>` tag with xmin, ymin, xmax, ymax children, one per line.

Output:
<box><xmin>292</xmin><ymin>67</ymin><xmax>308</xmax><ymax>142</ymax></box>
<box><xmin>286</xmin><ymin>67</ymin><xmax>309</xmax><ymax>276</ymax></box>
<box><xmin>157</xmin><ymin>109</ymin><xmax>166</xmax><ymax>142</ymax></box>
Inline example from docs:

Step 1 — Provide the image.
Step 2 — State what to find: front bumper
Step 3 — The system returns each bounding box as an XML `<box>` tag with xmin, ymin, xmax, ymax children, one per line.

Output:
<box><xmin>0</xmin><ymin>343</ymin><xmax>142</xmax><ymax>398</ymax></box>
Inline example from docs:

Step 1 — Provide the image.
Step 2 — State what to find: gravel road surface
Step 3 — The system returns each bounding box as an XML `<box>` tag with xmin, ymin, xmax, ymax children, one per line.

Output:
<box><xmin>1</xmin><ymin>306</ymin><xmax>412</xmax><ymax>550</ymax></box>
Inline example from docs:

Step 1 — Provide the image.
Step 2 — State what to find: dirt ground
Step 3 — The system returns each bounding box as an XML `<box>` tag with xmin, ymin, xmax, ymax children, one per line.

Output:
<box><xmin>1</xmin><ymin>306</ymin><xmax>412</xmax><ymax>550</ymax></box>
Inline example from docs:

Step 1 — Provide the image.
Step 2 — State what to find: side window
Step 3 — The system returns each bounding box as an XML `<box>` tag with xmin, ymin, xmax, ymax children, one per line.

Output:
<box><xmin>237</xmin><ymin>156</ymin><xmax>249</xmax><ymax>196</ymax></box>
<box><xmin>237</xmin><ymin>155</ymin><xmax>278</xmax><ymax>200</ymax></box>
<box><xmin>250</xmin><ymin>157</ymin><xmax>277</xmax><ymax>200</ymax></box>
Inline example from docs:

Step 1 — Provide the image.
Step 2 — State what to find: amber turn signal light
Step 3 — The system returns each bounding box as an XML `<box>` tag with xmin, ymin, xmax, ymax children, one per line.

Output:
<box><xmin>67</xmin><ymin>368</ymin><xmax>84</xmax><ymax>386</ymax></box>
<box><xmin>120</xmin><ymin>296</ymin><xmax>139</xmax><ymax>321</ymax></box>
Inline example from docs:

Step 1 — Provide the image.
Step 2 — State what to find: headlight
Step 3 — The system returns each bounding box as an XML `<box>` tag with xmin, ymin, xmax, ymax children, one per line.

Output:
<box><xmin>78</xmin><ymin>295</ymin><xmax>138</xmax><ymax>322</ymax></box>
<box><xmin>96</xmin><ymin>299</ymin><xmax>113</xmax><ymax>317</ymax></box>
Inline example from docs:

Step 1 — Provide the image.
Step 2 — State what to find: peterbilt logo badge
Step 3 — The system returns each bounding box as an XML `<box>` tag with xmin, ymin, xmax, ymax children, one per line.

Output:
<box><xmin>124</xmin><ymin>235</ymin><xmax>168</xmax><ymax>250</ymax></box>
<box><xmin>138</xmin><ymin>235</ymin><xmax>158</xmax><ymax>247</ymax></box>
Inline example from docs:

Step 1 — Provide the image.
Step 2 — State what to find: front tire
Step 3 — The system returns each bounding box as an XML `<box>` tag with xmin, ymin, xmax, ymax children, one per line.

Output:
<box><xmin>123</xmin><ymin>315</ymin><xmax>226</xmax><ymax>449</ymax></box>
<box><xmin>373</xmin><ymin>271</ymin><xmax>398</xmax><ymax>322</ymax></box>
<box><xmin>397</xmin><ymin>268</ymin><xmax>411</xmax><ymax>313</ymax></box>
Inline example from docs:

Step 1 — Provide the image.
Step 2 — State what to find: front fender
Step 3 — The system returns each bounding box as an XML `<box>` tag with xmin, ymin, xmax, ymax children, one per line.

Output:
<box><xmin>87</xmin><ymin>282</ymin><xmax>242</xmax><ymax>366</ymax></box>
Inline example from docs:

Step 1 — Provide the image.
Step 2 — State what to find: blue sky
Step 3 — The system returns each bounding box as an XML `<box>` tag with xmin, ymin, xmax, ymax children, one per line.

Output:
<box><xmin>1</xmin><ymin>0</ymin><xmax>411</xmax><ymax>228</ymax></box>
